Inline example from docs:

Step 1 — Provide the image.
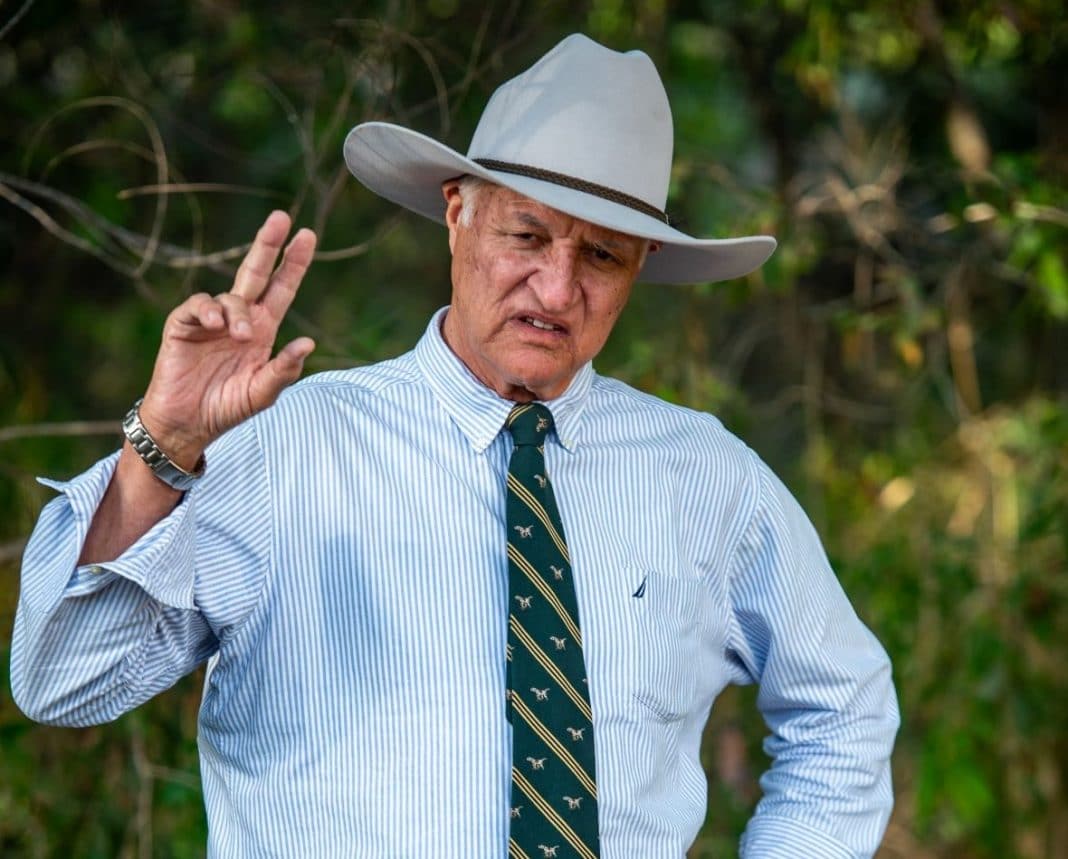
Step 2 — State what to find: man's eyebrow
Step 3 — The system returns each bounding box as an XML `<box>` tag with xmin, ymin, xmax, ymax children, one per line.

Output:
<box><xmin>587</xmin><ymin>236</ymin><xmax>629</xmax><ymax>252</ymax></box>
<box><xmin>586</xmin><ymin>234</ymin><xmax>647</xmax><ymax>260</ymax></box>
<box><xmin>512</xmin><ymin>210</ymin><xmax>636</xmax><ymax>253</ymax></box>
<box><xmin>513</xmin><ymin>212</ymin><xmax>549</xmax><ymax>232</ymax></box>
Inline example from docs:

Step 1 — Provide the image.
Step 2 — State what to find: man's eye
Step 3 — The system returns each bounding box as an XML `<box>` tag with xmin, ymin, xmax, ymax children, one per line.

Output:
<box><xmin>514</xmin><ymin>232</ymin><xmax>537</xmax><ymax>241</ymax></box>
<box><xmin>591</xmin><ymin>248</ymin><xmax>620</xmax><ymax>265</ymax></box>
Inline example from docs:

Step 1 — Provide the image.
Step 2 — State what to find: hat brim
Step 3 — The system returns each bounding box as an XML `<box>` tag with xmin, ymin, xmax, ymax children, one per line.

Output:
<box><xmin>344</xmin><ymin>121</ymin><xmax>776</xmax><ymax>285</ymax></box>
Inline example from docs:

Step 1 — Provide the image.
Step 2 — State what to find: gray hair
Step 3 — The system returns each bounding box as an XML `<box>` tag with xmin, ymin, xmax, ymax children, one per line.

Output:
<box><xmin>456</xmin><ymin>175</ymin><xmax>490</xmax><ymax>227</ymax></box>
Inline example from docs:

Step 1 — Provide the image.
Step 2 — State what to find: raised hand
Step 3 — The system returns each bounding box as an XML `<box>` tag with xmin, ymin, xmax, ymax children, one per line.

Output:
<box><xmin>137</xmin><ymin>210</ymin><xmax>317</xmax><ymax>469</ymax></box>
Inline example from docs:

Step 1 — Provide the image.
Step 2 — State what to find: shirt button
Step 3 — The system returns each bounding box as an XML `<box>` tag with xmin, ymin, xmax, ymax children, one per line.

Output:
<box><xmin>88</xmin><ymin>565</ymin><xmax>105</xmax><ymax>574</ymax></box>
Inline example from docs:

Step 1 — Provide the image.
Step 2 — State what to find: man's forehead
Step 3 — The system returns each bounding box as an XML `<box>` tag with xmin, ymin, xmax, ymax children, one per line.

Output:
<box><xmin>490</xmin><ymin>185</ymin><xmax>643</xmax><ymax>248</ymax></box>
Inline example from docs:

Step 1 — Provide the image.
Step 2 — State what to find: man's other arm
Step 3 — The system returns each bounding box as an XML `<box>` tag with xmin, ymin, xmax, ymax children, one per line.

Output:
<box><xmin>728</xmin><ymin>460</ymin><xmax>900</xmax><ymax>859</ymax></box>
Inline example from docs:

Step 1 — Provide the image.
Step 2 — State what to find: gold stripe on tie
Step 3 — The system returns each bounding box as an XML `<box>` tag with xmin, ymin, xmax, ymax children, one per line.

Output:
<box><xmin>507</xmin><ymin>545</ymin><xmax>582</xmax><ymax>644</ymax></box>
<box><xmin>508</xmin><ymin>839</ymin><xmax>534</xmax><ymax>859</ymax></box>
<box><xmin>507</xmin><ymin>474</ymin><xmax>571</xmax><ymax>562</ymax></box>
<box><xmin>512</xmin><ymin>767</ymin><xmax>599</xmax><ymax>859</ymax></box>
<box><xmin>509</xmin><ymin>618</ymin><xmax>592</xmax><ymax>721</ymax></box>
<box><xmin>511</xmin><ymin>693</ymin><xmax>597</xmax><ymax>797</ymax></box>
<box><xmin>507</xmin><ymin>403</ymin><xmax>535</xmax><ymax>425</ymax></box>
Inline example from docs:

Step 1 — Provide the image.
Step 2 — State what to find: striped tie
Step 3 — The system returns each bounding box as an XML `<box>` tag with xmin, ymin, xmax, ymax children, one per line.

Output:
<box><xmin>505</xmin><ymin>403</ymin><xmax>599</xmax><ymax>859</ymax></box>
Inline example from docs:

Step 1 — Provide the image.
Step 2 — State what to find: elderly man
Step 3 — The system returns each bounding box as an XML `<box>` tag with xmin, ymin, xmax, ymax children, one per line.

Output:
<box><xmin>12</xmin><ymin>34</ymin><xmax>898</xmax><ymax>858</ymax></box>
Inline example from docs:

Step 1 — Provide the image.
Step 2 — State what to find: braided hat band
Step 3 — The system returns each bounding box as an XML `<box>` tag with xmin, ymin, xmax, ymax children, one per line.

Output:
<box><xmin>472</xmin><ymin>159</ymin><xmax>672</xmax><ymax>226</ymax></box>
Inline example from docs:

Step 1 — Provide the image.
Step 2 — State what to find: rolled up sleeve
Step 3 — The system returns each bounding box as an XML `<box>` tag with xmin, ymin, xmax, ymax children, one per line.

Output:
<box><xmin>11</xmin><ymin>420</ymin><xmax>270</xmax><ymax>727</ymax></box>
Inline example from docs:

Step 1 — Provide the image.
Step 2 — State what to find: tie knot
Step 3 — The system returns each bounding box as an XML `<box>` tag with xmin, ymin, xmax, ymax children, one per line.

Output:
<box><xmin>507</xmin><ymin>403</ymin><xmax>554</xmax><ymax>447</ymax></box>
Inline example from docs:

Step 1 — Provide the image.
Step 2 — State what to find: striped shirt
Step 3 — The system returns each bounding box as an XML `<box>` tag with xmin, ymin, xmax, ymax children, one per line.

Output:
<box><xmin>12</xmin><ymin>308</ymin><xmax>898</xmax><ymax>858</ymax></box>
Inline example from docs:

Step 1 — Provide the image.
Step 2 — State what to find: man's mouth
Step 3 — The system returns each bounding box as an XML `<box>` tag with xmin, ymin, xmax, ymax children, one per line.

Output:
<box><xmin>521</xmin><ymin>316</ymin><xmax>565</xmax><ymax>333</ymax></box>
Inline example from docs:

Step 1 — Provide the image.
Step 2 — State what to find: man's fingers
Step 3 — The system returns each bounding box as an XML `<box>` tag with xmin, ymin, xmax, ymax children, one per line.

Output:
<box><xmin>170</xmin><ymin>292</ymin><xmax>225</xmax><ymax>332</ymax></box>
<box><xmin>213</xmin><ymin>293</ymin><xmax>254</xmax><ymax>340</ymax></box>
<box><xmin>248</xmin><ymin>337</ymin><xmax>316</xmax><ymax>412</ymax></box>
<box><xmin>231</xmin><ymin>210</ymin><xmax>292</xmax><ymax>301</ymax></box>
<box><xmin>260</xmin><ymin>228</ymin><xmax>317</xmax><ymax>318</ymax></box>
<box><xmin>169</xmin><ymin>293</ymin><xmax>257</xmax><ymax>340</ymax></box>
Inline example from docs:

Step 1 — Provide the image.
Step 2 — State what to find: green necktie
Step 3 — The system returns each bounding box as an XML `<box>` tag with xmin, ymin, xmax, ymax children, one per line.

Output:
<box><xmin>505</xmin><ymin>403</ymin><xmax>599</xmax><ymax>859</ymax></box>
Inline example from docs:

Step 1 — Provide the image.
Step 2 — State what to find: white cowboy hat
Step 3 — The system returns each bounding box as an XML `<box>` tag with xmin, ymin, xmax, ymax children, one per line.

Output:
<box><xmin>343</xmin><ymin>33</ymin><xmax>776</xmax><ymax>284</ymax></box>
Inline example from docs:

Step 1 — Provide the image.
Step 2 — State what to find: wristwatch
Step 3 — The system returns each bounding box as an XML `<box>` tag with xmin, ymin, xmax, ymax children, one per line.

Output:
<box><xmin>121</xmin><ymin>398</ymin><xmax>206</xmax><ymax>491</ymax></box>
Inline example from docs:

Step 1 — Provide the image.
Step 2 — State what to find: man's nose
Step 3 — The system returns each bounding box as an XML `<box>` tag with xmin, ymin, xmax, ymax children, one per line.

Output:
<box><xmin>530</xmin><ymin>246</ymin><xmax>578</xmax><ymax>310</ymax></box>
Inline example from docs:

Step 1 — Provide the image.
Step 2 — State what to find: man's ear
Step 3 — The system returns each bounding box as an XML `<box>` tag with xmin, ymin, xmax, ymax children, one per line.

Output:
<box><xmin>442</xmin><ymin>181</ymin><xmax>463</xmax><ymax>254</ymax></box>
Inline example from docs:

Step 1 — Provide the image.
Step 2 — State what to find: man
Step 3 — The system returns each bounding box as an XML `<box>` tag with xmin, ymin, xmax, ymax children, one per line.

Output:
<box><xmin>12</xmin><ymin>34</ymin><xmax>898</xmax><ymax>857</ymax></box>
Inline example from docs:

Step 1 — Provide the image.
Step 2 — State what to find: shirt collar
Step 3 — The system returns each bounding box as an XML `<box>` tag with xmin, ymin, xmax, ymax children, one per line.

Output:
<box><xmin>414</xmin><ymin>307</ymin><xmax>592</xmax><ymax>454</ymax></box>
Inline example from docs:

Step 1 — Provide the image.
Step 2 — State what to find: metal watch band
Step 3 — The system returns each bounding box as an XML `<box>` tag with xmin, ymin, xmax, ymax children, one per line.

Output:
<box><xmin>121</xmin><ymin>398</ymin><xmax>206</xmax><ymax>492</ymax></box>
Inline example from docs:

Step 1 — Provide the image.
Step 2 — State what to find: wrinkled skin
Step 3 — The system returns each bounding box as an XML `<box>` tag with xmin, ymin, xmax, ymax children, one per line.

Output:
<box><xmin>442</xmin><ymin>182</ymin><xmax>652</xmax><ymax>402</ymax></box>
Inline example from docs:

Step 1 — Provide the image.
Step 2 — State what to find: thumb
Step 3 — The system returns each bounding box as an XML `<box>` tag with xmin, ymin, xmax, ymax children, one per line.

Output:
<box><xmin>249</xmin><ymin>337</ymin><xmax>316</xmax><ymax>412</ymax></box>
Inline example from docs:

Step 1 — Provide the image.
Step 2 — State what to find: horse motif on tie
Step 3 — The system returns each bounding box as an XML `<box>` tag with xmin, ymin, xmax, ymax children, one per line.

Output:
<box><xmin>505</xmin><ymin>403</ymin><xmax>598</xmax><ymax>854</ymax></box>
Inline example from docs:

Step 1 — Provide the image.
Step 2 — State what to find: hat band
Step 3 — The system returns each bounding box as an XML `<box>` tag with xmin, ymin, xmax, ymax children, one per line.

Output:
<box><xmin>473</xmin><ymin>158</ymin><xmax>671</xmax><ymax>225</ymax></box>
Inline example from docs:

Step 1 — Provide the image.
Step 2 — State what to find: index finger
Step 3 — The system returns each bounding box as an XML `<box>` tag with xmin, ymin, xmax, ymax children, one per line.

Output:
<box><xmin>231</xmin><ymin>210</ymin><xmax>293</xmax><ymax>301</ymax></box>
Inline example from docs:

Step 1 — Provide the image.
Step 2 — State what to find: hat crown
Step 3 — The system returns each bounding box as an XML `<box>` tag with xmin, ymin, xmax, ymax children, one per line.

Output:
<box><xmin>467</xmin><ymin>34</ymin><xmax>673</xmax><ymax>211</ymax></box>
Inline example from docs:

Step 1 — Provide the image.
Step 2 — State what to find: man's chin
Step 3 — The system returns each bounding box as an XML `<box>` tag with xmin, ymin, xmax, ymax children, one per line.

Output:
<box><xmin>503</xmin><ymin>369</ymin><xmax>571</xmax><ymax>402</ymax></box>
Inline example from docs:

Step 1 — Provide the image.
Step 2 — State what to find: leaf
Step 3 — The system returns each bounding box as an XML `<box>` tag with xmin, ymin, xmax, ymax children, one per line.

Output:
<box><xmin>1036</xmin><ymin>251</ymin><xmax>1068</xmax><ymax>319</ymax></box>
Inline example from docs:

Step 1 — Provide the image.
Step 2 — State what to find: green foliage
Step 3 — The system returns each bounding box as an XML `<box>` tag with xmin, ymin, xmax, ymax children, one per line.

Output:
<box><xmin>1</xmin><ymin>1</ymin><xmax>1065</xmax><ymax>857</ymax></box>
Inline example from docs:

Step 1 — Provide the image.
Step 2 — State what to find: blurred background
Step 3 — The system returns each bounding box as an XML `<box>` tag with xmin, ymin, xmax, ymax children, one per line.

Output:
<box><xmin>1</xmin><ymin>1</ymin><xmax>1065</xmax><ymax>856</ymax></box>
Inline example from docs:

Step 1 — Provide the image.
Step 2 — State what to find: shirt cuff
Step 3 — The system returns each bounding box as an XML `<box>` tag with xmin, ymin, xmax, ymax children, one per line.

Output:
<box><xmin>35</xmin><ymin>452</ymin><xmax>198</xmax><ymax>611</ymax></box>
<box><xmin>740</xmin><ymin>815</ymin><xmax>859</xmax><ymax>859</ymax></box>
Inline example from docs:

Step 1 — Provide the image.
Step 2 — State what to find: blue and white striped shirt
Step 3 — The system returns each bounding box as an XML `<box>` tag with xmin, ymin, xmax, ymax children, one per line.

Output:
<box><xmin>12</xmin><ymin>308</ymin><xmax>898</xmax><ymax>858</ymax></box>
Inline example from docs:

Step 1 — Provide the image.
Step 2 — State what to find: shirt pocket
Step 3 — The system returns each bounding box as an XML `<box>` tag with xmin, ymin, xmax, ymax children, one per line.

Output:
<box><xmin>626</xmin><ymin>568</ymin><xmax>702</xmax><ymax>722</ymax></box>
